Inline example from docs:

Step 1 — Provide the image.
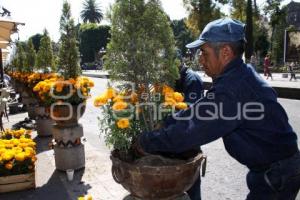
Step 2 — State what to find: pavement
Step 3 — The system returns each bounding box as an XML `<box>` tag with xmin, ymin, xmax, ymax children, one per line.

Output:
<box><xmin>0</xmin><ymin>74</ymin><xmax>299</xmax><ymax>200</ymax></box>
<box><xmin>82</xmin><ymin>70</ymin><xmax>300</xmax><ymax>99</ymax></box>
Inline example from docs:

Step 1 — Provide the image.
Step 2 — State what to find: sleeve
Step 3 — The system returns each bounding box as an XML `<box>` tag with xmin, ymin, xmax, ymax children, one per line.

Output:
<box><xmin>140</xmin><ymin>87</ymin><xmax>241</xmax><ymax>154</ymax></box>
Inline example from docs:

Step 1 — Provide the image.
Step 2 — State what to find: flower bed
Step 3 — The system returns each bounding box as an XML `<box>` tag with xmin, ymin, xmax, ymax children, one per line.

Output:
<box><xmin>0</xmin><ymin>129</ymin><xmax>36</xmax><ymax>193</ymax></box>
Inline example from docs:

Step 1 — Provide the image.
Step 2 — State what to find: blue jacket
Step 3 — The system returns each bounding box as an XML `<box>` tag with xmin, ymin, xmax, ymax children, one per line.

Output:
<box><xmin>175</xmin><ymin>66</ymin><xmax>204</xmax><ymax>104</ymax></box>
<box><xmin>140</xmin><ymin>58</ymin><xmax>298</xmax><ymax>169</ymax></box>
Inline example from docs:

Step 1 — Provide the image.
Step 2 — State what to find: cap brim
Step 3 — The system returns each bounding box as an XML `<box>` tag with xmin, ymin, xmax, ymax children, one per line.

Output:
<box><xmin>186</xmin><ymin>39</ymin><xmax>206</xmax><ymax>49</ymax></box>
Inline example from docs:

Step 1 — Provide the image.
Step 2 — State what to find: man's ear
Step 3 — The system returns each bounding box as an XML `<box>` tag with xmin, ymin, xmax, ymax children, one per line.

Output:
<box><xmin>221</xmin><ymin>45</ymin><xmax>234</xmax><ymax>62</ymax></box>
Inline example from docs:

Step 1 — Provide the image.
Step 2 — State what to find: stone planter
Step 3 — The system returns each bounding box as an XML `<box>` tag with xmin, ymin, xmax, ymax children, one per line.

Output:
<box><xmin>52</xmin><ymin>123</ymin><xmax>85</xmax><ymax>171</ymax></box>
<box><xmin>35</xmin><ymin>106</ymin><xmax>53</xmax><ymax>137</ymax></box>
<box><xmin>50</xmin><ymin>104</ymin><xmax>86</xmax><ymax>171</ymax></box>
<box><xmin>51</xmin><ymin>104</ymin><xmax>86</xmax><ymax>127</ymax></box>
<box><xmin>110</xmin><ymin>151</ymin><xmax>203</xmax><ymax>200</ymax></box>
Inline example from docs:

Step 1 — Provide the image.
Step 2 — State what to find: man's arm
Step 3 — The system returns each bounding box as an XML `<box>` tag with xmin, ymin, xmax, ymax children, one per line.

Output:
<box><xmin>139</xmin><ymin>87</ymin><xmax>241</xmax><ymax>154</ymax></box>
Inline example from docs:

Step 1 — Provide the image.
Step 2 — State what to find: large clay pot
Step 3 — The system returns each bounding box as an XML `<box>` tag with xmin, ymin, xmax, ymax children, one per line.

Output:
<box><xmin>111</xmin><ymin>151</ymin><xmax>203</xmax><ymax>200</ymax></box>
<box><xmin>51</xmin><ymin>104</ymin><xmax>86</xmax><ymax>127</ymax></box>
<box><xmin>35</xmin><ymin>106</ymin><xmax>53</xmax><ymax>137</ymax></box>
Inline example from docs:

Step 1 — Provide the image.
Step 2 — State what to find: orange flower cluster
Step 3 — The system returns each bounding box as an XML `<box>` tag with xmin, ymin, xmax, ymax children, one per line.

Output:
<box><xmin>33</xmin><ymin>76</ymin><xmax>94</xmax><ymax>106</ymax></box>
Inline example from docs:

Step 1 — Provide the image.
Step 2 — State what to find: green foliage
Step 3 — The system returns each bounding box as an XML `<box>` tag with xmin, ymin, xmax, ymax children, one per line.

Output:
<box><xmin>24</xmin><ymin>39</ymin><xmax>36</xmax><ymax>72</ymax></box>
<box><xmin>79</xmin><ymin>23</ymin><xmax>110</xmax><ymax>63</ymax></box>
<box><xmin>29</xmin><ymin>33</ymin><xmax>43</xmax><ymax>52</ymax></box>
<box><xmin>36</xmin><ymin>30</ymin><xmax>55</xmax><ymax>72</ymax></box>
<box><xmin>15</xmin><ymin>42</ymin><xmax>26</xmax><ymax>72</ymax></box>
<box><xmin>105</xmin><ymin>0</ymin><xmax>178</xmax><ymax>85</ymax></box>
<box><xmin>59</xmin><ymin>1</ymin><xmax>81</xmax><ymax>79</ymax></box>
<box><xmin>80</xmin><ymin>0</ymin><xmax>103</xmax><ymax>23</ymax></box>
<box><xmin>230</xmin><ymin>0</ymin><xmax>247</xmax><ymax>21</ymax></box>
<box><xmin>183</xmin><ymin>0</ymin><xmax>223</xmax><ymax>37</ymax></box>
<box><xmin>171</xmin><ymin>19</ymin><xmax>194</xmax><ymax>57</ymax></box>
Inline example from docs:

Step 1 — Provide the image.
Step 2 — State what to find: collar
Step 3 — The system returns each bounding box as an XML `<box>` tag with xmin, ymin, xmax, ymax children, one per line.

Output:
<box><xmin>213</xmin><ymin>57</ymin><xmax>243</xmax><ymax>84</ymax></box>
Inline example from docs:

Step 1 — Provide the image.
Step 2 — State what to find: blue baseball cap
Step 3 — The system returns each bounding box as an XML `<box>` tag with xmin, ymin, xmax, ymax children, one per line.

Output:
<box><xmin>186</xmin><ymin>18</ymin><xmax>246</xmax><ymax>49</ymax></box>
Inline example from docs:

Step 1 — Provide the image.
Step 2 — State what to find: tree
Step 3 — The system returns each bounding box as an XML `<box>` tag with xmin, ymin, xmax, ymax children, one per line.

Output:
<box><xmin>183</xmin><ymin>0</ymin><xmax>224</xmax><ymax>37</ymax></box>
<box><xmin>105</xmin><ymin>0</ymin><xmax>178</xmax><ymax>86</ymax></box>
<box><xmin>15</xmin><ymin>42</ymin><xmax>26</xmax><ymax>72</ymax></box>
<box><xmin>79</xmin><ymin>23</ymin><xmax>110</xmax><ymax>63</ymax></box>
<box><xmin>29</xmin><ymin>33</ymin><xmax>43</xmax><ymax>52</ymax></box>
<box><xmin>59</xmin><ymin>1</ymin><xmax>81</xmax><ymax>78</ymax></box>
<box><xmin>245</xmin><ymin>0</ymin><xmax>254</xmax><ymax>60</ymax></box>
<box><xmin>230</xmin><ymin>0</ymin><xmax>247</xmax><ymax>21</ymax></box>
<box><xmin>264</xmin><ymin>0</ymin><xmax>286</xmax><ymax>61</ymax></box>
<box><xmin>171</xmin><ymin>19</ymin><xmax>194</xmax><ymax>57</ymax></box>
<box><xmin>25</xmin><ymin>38</ymin><xmax>36</xmax><ymax>72</ymax></box>
<box><xmin>105</xmin><ymin>0</ymin><xmax>178</xmax><ymax>131</ymax></box>
<box><xmin>80</xmin><ymin>0</ymin><xmax>103</xmax><ymax>23</ymax></box>
<box><xmin>36</xmin><ymin>30</ymin><xmax>55</xmax><ymax>72</ymax></box>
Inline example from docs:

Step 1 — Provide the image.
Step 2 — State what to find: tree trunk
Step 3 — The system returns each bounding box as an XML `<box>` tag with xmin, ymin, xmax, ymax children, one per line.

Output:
<box><xmin>245</xmin><ymin>0</ymin><xmax>253</xmax><ymax>61</ymax></box>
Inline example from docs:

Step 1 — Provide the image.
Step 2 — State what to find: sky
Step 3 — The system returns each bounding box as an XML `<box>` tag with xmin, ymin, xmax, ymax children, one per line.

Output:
<box><xmin>0</xmin><ymin>0</ymin><xmax>298</xmax><ymax>43</ymax></box>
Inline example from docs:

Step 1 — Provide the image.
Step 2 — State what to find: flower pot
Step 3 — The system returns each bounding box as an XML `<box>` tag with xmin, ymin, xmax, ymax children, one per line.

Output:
<box><xmin>51</xmin><ymin>104</ymin><xmax>86</xmax><ymax>127</ymax></box>
<box><xmin>110</xmin><ymin>151</ymin><xmax>203</xmax><ymax>200</ymax></box>
<box><xmin>35</xmin><ymin>106</ymin><xmax>53</xmax><ymax>137</ymax></box>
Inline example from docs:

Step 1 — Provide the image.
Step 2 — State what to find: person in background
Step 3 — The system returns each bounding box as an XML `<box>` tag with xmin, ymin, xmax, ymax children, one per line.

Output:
<box><xmin>288</xmin><ymin>62</ymin><xmax>297</xmax><ymax>81</ymax></box>
<box><xmin>135</xmin><ymin>18</ymin><xmax>300</xmax><ymax>200</ymax></box>
<box><xmin>264</xmin><ymin>54</ymin><xmax>273</xmax><ymax>80</ymax></box>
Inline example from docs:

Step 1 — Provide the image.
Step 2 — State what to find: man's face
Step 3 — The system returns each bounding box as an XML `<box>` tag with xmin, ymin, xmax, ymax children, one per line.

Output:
<box><xmin>199</xmin><ymin>43</ymin><xmax>226</xmax><ymax>78</ymax></box>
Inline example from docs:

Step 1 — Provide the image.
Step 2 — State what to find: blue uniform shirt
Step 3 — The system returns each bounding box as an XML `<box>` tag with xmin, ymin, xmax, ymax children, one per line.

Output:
<box><xmin>175</xmin><ymin>66</ymin><xmax>204</xmax><ymax>104</ymax></box>
<box><xmin>140</xmin><ymin>58</ymin><xmax>298</xmax><ymax>169</ymax></box>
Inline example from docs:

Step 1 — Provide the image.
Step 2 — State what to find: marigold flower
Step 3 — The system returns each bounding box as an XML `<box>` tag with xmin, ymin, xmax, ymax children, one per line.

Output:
<box><xmin>117</xmin><ymin>118</ymin><xmax>130</xmax><ymax>129</ymax></box>
<box><xmin>162</xmin><ymin>85</ymin><xmax>174</xmax><ymax>95</ymax></box>
<box><xmin>5</xmin><ymin>162</ymin><xmax>13</xmax><ymax>170</ymax></box>
<box><xmin>173</xmin><ymin>92</ymin><xmax>184</xmax><ymax>102</ymax></box>
<box><xmin>175</xmin><ymin>102</ymin><xmax>188</xmax><ymax>110</ymax></box>
<box><xmin>15</xmin><ymin>152</ymin><xmax>25</xmax><ymax>162</ymax></box>
<box><xmin>94</xmin><ymin>95</ymin><xmax>108</xmax><ymax>107</ymax></box>
<box><xmin>112</xmin><ymin>102</ymin><xmax>128</xmax><ymax>111</ymax></box>
<box><xmin>106</xmin><ymin>88</ymin><xmax>116</xmax><ymax>99</ymax></box>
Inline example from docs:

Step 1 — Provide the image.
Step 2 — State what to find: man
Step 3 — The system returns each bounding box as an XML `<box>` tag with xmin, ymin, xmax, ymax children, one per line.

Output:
<box><xmin>264</xmin><ymin>54</ymin><xmax>273</xmax><ymax>80</ymax></box>
<box><xmin>288</xmin><ymin>62</ymin><xmax>297</xmax><ymax>81</ymax></box>
<box><xmin>136</xmin><ymin>18</ymin><xmax>300</xmax><ymax>200</ymax></box>
<box><xmin>175</xmin><ymin>59</ymin><xmax>204</xmax><ymax>200</ymax></box>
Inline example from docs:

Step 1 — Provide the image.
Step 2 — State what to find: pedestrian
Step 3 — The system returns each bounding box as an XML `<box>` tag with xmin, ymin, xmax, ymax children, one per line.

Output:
<box><xmin>250</xmin><ymin>54</ymin><xmax>257</xmax><ymax>71</ymax></box>
<box><xmin>288</xmin><ymin>62</ymin><xmax>297</xmax><ymax>81</ymax></box>
<box><xmin>175</xmin><ymin>59</ymin><xmax>204</xmax><ymax>200</ymax></box>
<box><xmin>135</xmin><ymin>18</ymin><xmax>300</xmax><ymax>200</ymax></box>
<box><xmin>264</xmin><ymin>54</ymin><xmax>273</xmax><ymax>80</ymax></box>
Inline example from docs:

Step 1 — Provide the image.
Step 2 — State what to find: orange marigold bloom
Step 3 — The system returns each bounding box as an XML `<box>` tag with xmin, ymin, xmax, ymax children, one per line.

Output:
<box><xmin>112</xmin><ymin>102</ymin><xmax>128</xmax><ymax>111</ymax></box>
<box><xmin>116</xmin><ymin>118</ymin><xmax>130</xmax><ymax>129</ymax></box>
<box><xmin>173</xmin><ymin>92</ymin><xmax>184</xmax><ymax>102</ymax></box>
<box><xmin>175</xmin><ymin>102</ymin><xmax>188</xmax><ymax>110</ymax></box>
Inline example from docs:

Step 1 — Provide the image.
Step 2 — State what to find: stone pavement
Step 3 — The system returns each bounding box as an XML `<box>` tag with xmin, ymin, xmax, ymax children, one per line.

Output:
<box><xmin>0</xmin><ymin>113</ymin><xmax>128</xmax><ymax>200</ymax></box>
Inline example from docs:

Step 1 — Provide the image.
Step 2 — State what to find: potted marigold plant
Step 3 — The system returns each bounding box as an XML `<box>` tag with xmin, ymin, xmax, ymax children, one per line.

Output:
<box><xmin>40</xmin><ymin>1</ymin><xmax>94</xmax><ymax>171</ymax></box>
<box><xmin>0</xmin><ymin>129</ymin><xmax>36</xmax><ymax>193</ymax></box>
<box><xmin>95</xmin><ymin>0</ymin><xmax>203</xmax><ymax>199</ymax></box>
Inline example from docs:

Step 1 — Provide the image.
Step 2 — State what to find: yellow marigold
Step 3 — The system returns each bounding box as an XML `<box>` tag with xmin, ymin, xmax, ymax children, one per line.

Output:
<box><xmin>15</xmin><ymin>152</ymin><xmax>25</xmax><ymax>162</ymax></box>
<box><xmin>162</xmin><ymin>85</ymin><xmax>174</xmax><ymax>95</ymax></box>
<box><xmin>113</xmin><ymin>95</ymin><xmax>123</xmax><ymax>102</ymax></box>
<box><xmin>131</xmin><ymin>92</ymin><xmax>138</xmax><ymax>104</ymax></box>
<box><xmin>94</xmin><ymin>95</ymin><xmax>108</xmax><ymax>107</ymax></box>
<box><xmin>112</xmin><ymin>102</ymin><xmax>128</xmax><ymax>111</ymax></box>
<box><xmin>3</xmin><ymin>152</ymin><xmax>14</xmax><ymax>161</ymax></box>
<box><xmin>117</xmin><ymin>118</ymin><xmax>130</xmax><ymax>129</ymax></box>
<box><xmin>175</xmin><ymin>102</ymin><xmax>188</xmax><ymax>110</ymax></box>
<box><xmin>164</xmin><ymin>97</ymin><xmax>176</xmax><ymax>107</ymax></box>
<box><xmin>173</xmin><ymin>92</ymin><xmax>184</xmax><ymax>102</ymax></box>
<box><xmin>106</xmin><ymin>88</ymin><xmax>116</xmax><ymax>99</ymax></box>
